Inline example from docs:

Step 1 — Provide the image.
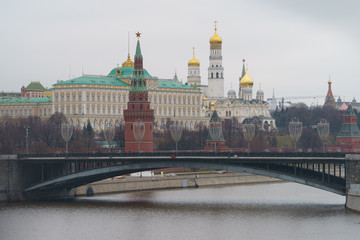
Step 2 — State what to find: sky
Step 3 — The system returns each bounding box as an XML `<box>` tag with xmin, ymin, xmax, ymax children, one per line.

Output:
<box><xmin>1</xmin><ymin>0</ymin><xmax>359</xmax><ymax>106</ymax></box>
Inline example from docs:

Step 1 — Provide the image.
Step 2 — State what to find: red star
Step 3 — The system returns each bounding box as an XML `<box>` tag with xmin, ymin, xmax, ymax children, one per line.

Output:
<box><xmin>136</xmin><ymin>32</ymin><xmax>141</xmax><ymax>38</ymax></box>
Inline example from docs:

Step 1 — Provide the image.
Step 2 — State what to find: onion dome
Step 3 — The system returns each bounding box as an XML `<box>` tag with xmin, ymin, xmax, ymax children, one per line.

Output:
<box><xmin>210</xmin><ymin>101</ymin><xmax>215</xmax><ymax>107</ymax></box>
<box><xmin>122</xmin><ymin>53</ymin><xmax>134</xmax><ymax>67</ymax></box>
<box><xmin>210</xmin><ymin>22</ymin><xmax>222</xmax><ymax>45</ymax></box>
<box><xmin>228</xmin><ymin>89</ymin><xmax>236</xmax><ymax>95</ymax></box>
<box><xmin>257</xmin><ymin>89</ymin><xmax>264</xmax><ymax>95</ymax></box>
<box><xmin>240</xmin><ymin>70</ymin><xmax>254</xmax><ymax>88</ymax></box>
<box><xmin>188</xmin><ymin>47</ymin><xmax>200</xmax><ymax>66</ymax></box>
<box><xmin>202</xmin><ymin>96</ymin><xmax>207</xmax><ymax>101</ymax></box>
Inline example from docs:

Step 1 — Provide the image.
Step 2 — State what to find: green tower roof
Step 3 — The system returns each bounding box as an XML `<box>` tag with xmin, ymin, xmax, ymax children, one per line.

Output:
<box><xmin>26</xmin><ymin>82</ymin><xmax>46</xmax><ymax>91</ymax></box>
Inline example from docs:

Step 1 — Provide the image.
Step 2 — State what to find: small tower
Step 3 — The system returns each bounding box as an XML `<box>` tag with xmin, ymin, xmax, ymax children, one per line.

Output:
<box><xmin>256</xmin><ymin>84</ymin><xmax>264</xmax><ymax>101</ymax></box>
<box><xmin>336</xmin><ymin>104</ymin><xmax>360</xmax><ymax>152</ymax></box>
<box><xmin>208</xmin><ymin>21</ymin><xmax>224</xmax><ymax>98</ymax></box>
<box><xmin>124</xmin><ymin>32</ymin><xmax>154</xmax><ymax>152</ymax></box>
<box><xmin>227</xmin><ymin>83</ymin><xmax>236</xmax><ymax>99</ymax></box>
<box><xmin>324</xmin><ymin>77</ymin><xmax>335</xmax><ymax>108</ymax></box>
<box><xmin>238</xmin><ymin>59</ymin><xmax>246</xmax><ymax>98</ymax></box>
<box><xmin>204</xmin><ymin>110</ymin><xmax>228</xmax><ymax>152</ymax></box>
<box><xmin>187</xmin><ymin>47</ymin><xmax>201</xmax><ymax>86</ymax></box>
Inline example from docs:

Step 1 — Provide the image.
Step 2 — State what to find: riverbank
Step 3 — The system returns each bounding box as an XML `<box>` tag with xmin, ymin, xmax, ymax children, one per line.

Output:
<box><xmin>75</xmin><ymin>173</ymin><xmax>283</xmax><ymax>197</ymax></box>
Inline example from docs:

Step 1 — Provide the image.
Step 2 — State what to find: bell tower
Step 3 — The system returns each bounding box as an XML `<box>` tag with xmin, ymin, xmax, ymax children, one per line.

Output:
<box><xmin>208</xmin><ymin>21</ymin><xmax>224</xmax><ymax>98</ymax></box>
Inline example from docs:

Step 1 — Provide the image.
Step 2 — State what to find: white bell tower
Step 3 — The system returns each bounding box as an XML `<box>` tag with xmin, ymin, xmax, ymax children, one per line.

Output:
<box><xmin>208</xmin><ymin>21</ymin><xmax>224</xmax><ymax>99</ymax></box>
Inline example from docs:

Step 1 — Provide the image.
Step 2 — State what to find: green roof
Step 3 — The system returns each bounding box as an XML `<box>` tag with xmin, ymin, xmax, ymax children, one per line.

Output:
<box><xmin>26</xmin><ymin>82</ymin><xmax>46</xmax><ymax>91</ymax></box>
<box><xmin>158</xmin><ymin>80</ymin><xmax>199</xmax><ymax>90</ymax></box>
<box><xmin>0</xmin><ymin>97</ymin><xmax>52</xmax><ymax>104</ymax></box>
<box><xmin>53</xmin><ymin>76</ymin><xmax>130</xmax><ymax>87</ymax></box>
<box><xmin>108</xmin><ymin>66</ymin><xmax>152</xmax><ymax>77</ymax></box>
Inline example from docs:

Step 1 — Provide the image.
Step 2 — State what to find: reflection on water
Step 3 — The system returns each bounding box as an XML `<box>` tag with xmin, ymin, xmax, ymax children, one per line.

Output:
<box><xmin>1</xmin><ymin>182</ymin><xmax>359</xmax><ymax>240</ymax></box>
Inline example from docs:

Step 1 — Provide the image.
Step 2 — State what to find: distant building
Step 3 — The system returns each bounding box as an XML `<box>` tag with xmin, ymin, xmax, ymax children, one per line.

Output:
<box><xmin>324</xmin><ymin>78</ymin><xmax>335</xmax><ymax>108</ymax></box>
<box><xmin>21</xmin><ymin>81</ymin><xmax>46</xmax><ymax>98</ymax></box>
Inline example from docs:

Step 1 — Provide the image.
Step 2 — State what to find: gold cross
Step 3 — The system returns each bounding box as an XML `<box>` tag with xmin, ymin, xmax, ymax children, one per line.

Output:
<box><xmin>214</xmin><ymin>20</ymin><xmax>218</xmax><ymax>30</ymax></box>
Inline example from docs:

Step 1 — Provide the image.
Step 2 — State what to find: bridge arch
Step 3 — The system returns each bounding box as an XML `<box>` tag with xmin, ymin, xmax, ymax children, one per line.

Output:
<box><xmin>25</xmin><ymin>160</ymin><xmax>345</xmax><ymax>196</ymax></box>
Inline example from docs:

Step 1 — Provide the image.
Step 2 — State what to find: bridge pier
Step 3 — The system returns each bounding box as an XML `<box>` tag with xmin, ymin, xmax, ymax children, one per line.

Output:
<box><xmin>346</xmin><ymin>154</ymin><xmax>360</xmax><ymax>213</ymax></box>
<box><xmin>0</xmin><ymin>155</ymin><xmax>74</xmax><ymax>202</ymax></box>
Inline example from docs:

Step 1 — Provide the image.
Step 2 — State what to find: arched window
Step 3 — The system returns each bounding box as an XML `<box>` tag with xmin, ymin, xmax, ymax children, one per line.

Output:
<box><xmin>211</xmin><ymin>73</ymin><xmax>213</xmax><ymax>78</ymax></box>
<box><xmin>216</xmin><ymin>72</ymin><xmax>219</xmax><ymax>78</ymax></box>
<box><xmin>221</xmin><ymin>73</ymin><xmax>223</xmax><ymax>78</ymax></box>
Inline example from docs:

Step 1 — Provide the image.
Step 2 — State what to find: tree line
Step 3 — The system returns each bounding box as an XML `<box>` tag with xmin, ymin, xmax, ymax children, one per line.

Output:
<box><xmin>0</xmin><ymin>104</ymin><xmax>356</xmax><ymax>154</ymax></box>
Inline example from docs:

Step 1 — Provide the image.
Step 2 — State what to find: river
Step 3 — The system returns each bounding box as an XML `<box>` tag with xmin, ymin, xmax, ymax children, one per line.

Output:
<box><xmin>0</xmin><ymin>182</ymin><xmax>359</xmax><ymax>240</ymax></box>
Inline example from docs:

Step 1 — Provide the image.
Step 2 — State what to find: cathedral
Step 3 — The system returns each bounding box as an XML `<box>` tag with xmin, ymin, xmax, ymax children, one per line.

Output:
<box><xmin>189</xmin><ymin>23</ymin><xmax>276</xmax><ymax>131</ymax></box>
<box><xmin>0</xmin><ymin>23</ymin><xmax>276</xmax><ymax>132</ymax></box>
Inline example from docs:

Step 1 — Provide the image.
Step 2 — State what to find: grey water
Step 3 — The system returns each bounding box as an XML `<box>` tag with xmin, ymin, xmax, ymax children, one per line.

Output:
<box><xmin>0</xmin><ymin>182</ymin><xmax>359</xmax><ymax>240</ymax></box>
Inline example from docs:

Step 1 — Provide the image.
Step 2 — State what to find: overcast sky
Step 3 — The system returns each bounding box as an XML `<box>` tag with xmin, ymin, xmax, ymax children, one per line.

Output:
<box><xmin>1</xmin><ymin>0</ymin><xmax>359</xmax><ymax>105</ymax></box>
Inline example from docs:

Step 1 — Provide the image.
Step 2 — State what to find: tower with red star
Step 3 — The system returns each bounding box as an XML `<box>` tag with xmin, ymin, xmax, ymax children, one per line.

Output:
<box><xmin>123</xmin><ymin>32</ymin><xmax>154</xmax><ymax>152</ymax></box>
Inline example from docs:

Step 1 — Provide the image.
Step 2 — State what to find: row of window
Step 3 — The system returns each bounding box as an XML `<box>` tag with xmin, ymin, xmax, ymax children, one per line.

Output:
<box><xmin>210</xmin><ymin>72</ymin><xmax>223</xmax><ymax>79</ymax></box>
<box><xmin>56</xmin><ymin>104</ymin><xmax>200</xmax><ymax>117</ymax></box>
<box><xmin>54</xmin><ymin>91</ymin><xmax>201</xmax><ymax>106</ymax></box>
<box><xmin>0</xmin><ymin>108</ymin><xmax>50</xmax><ymax>117</ymax></box>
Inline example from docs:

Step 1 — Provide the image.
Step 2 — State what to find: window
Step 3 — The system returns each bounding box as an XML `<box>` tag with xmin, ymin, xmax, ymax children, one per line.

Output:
<box><xmin>188</xmin><ymin>97</ymin><xmax>190</xmax><ymax>105</ymax></box>
<box><xmin>211</xmin><ymin>73</ymin><xmax>213</xmax><ymax>78</ymax></box>
<box><xmin>173</xmin><ymin>96</ymin><xmax>176</xmax><ymax>104</ymax></box>
<box><xmin>183</xmin><ymin>97</ymin><xmax>186</xmax><ymax>105</ymax></box>
<box><xmin>78</xmin><ymin>94</ymin><xmax>82</xmax><ymax>102</ymax></box>
<box><xmin>92</xmin><ymin>95</ymin><xmax>95</xmax><ymax>102</ymax></box>
<box><xmin>169</xmin><ymin>96</ymin><xmax>171</xmax><ymax>104</ymax></box>
<box><xmin>159</xmin><ymin>96</ymin><xmax>162</xmax><ymax>104</ymax></box>
<box><xmin>216</xmin><ymin>72</ymin><xmax>219</xmax><ymax>78</ymax></box>
<box><xmin>164</xmin><ymin>97</ymin><xmax>166</xmax><ymax>104</ymax></box>
<box><xmin>86</xmin><ymin>94</ymin><xmax>89</xmax><ymax>102</ymax></box>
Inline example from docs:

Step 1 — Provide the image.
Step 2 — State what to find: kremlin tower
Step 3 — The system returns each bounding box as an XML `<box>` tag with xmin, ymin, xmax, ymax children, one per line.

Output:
<box><xmin>187</xmin><ymin>47</ymin><xmax>201</xmax><ymax>86</ymax></box>
<box><xmin>324</xmin><ymin>77</ymin><xmax>336</xmax><ymax>108</ymax></box>
<box><xmin>123</xmin><ymin>33</ymin><xmax>154</xmax><ymax>152</ymax></box>
<box><xmin>336</xmin><ymin>104</ymin><xmax>360</xmax><ymax>152</ymax></box>
<box><xmin>207</xmin><ymin>21</ymin><xmax>224</xmax><ymax>98</ymax></box>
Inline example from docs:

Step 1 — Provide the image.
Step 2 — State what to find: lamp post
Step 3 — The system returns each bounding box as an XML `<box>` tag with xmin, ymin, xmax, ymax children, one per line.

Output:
<box><xmin>289</xmin><ymin>119</ymin><xmax>302</xmax><ymax>152</ymax></box>
<box><xmin>170</xmin><ymin>121</ymin><xmax>183</xmax><ymax>152</ymax></box>
<box><xmin>61</xmin><ymin>121</ymin><xmax>74</xmax><ymax>154</ymax></box>
<box><xmin>133</xmin><ymin>119</ymin><xmax>145</xmax><ymax>153</ymax></box>
<box><xmin>242</xmin><ymin>123</ymin><xmax>255</xmax><ymax>152</ymax></box>
<box><xmin>24</xmin><ymin>124</ymin><xmax>29</xmax><ymax>154</ymax></box>
<box><xmin>104</xmin><ymin>123</ymin><xmax>115</xmax><ymax>153</ymax></box>
<box><xmin>317</xmin><ymin>119</ymin><xmax>330</xmax><ymax>152</ymax></box>
<box><xmin>209</xmin><ymin>121</ymin><xmax>222</xmax><ymax>153</ymax></box>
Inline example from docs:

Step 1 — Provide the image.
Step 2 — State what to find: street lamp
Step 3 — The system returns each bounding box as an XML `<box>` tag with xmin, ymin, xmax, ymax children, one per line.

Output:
<box><xmin>104</xmin><ymin>123</ymin><xmax>115</xmax><ymax>153</ymax></box>
<box><xmin>61</xmin><ymin>121</ymin><xmax>74</xmax><ymax>154</ymax></box>
<box><xmin>317</xmin><ymin>119</ymin><xmax>330</xmax><ymax>152</ymax></box>
<box><xmin>242</xmin><ymin>123</ymin><xmax>255</xmax><ymax>152</ymax></box>
<box><xmin>170</xmin><ymin>121</ymin><xmax>183</xmax><ymax>152</ymax></box>
<box><xmin>289</xmin><ymin>119</ymin><xmax>302</xmax><ymax>152</ymax></box>
<box><xmin>24</xmin><ymin>124</ymin><xmax>30</xmax><ymax>154</ymax></box>
<box><xmin>133</xmin><ymin>119</ymin><xmax>145</xmax><ymax>153</ymax></box>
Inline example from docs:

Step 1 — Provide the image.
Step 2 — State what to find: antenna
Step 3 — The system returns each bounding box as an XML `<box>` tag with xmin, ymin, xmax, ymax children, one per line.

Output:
<box><xmin>69</xmin><ymin>64</ymin><xmax>71</xmax><ymax>79</ymax></box>
<box><xmin>128</xmin><ymin>31</ymin><xmax>130</xmax><ymax>56</ymax></box>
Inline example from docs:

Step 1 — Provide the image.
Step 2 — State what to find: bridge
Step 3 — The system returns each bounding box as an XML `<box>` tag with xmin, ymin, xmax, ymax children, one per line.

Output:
<box><xmin>1</xmin><ymin>152</ymin><xmax>360</xmax><ymax>212</ymax></box>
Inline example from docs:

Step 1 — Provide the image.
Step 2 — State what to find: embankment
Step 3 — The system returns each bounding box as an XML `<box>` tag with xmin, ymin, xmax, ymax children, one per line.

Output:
<box><xmin>75</xmin><ymin>173</ymin><xmax>283</xmax><ymax>196</ymax></box>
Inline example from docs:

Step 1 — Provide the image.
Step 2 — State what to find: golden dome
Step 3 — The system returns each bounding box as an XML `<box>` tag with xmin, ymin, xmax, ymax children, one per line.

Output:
<box><xmin>202</xmin><ymin>96</ymin><xmax>207</xmax><ymax>101</ymax></box>
<box><xmin>240</xmin><ymin>70</ymin><xmax>254</xmax><ymax>88</ymax></box>
<box><xmin>210</xmin><ymin>101</ymin><xmax>215</xmax><ymax>107</ymax></box>
<box><xmin>188</xmin><ymin>56</ymin><xmax>200</xmax><ymax>66</ymax></box>
<box><xmin>122</xmin><ymin>54</ymin><xmax>134</xmax><ymax>67</ymax></box>
<box><xmin>210</xmin><ymin>23</ymin><xmax>222</xmax><ymax>45</ymax></box>
<box><xmin>188</xmin><ymin>47</ymin><xmax>200</xmax><ymax>66</ymax></box>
